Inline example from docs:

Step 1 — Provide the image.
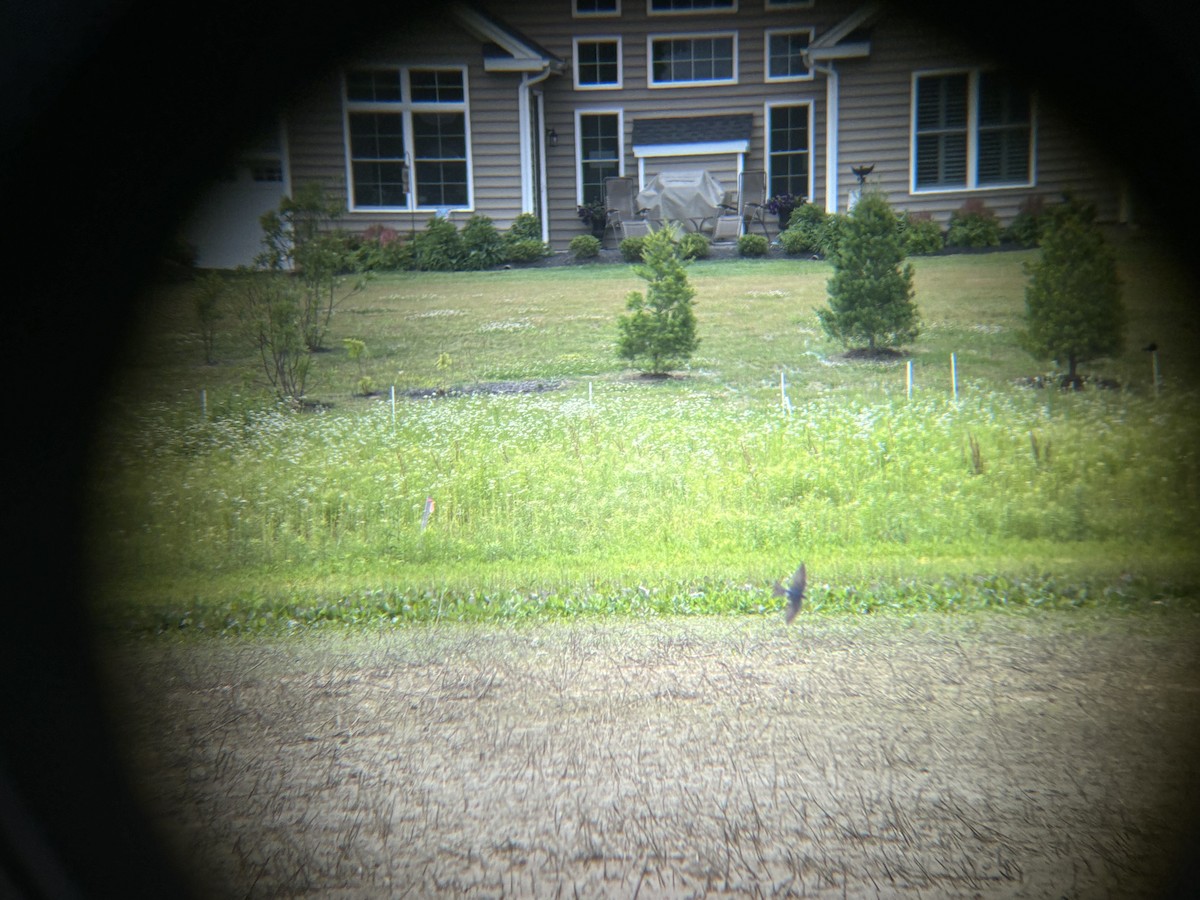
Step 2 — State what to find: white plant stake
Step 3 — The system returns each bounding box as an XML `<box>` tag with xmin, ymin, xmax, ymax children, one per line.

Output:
<box><xmin>420</xmin><ymin>497</ymin><xmax>435</xmax><ymax>531</ymax></box>
<box><xmin>391</xmin><ymin>385</ymin><xmax>396</xmax><ymax>429</ymax></box>
<box><xmin>780</xmin><ymin>371</ymin><xmax>793</xmax><ymax>415</ymax></box>
<box><xmin>951</xmin><ymin>353</ymin><xmax>958</xmax><ymax>401</ymax></box>
<box><xmin>906</xmin><ymin>360</ymin><xmax>913</xmax><ymax>400</ymax></box>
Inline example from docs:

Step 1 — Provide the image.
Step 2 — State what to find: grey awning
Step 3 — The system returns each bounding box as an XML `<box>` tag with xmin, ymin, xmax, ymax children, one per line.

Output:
<box><xmin>632</xmin><ymin>114</ymin><xmax>753</xmax><ymax>157</ymax></box>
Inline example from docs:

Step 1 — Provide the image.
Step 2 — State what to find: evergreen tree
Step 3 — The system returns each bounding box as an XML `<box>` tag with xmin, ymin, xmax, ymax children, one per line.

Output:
<box><xmin>1021</xmin><ymin>198</ymin><xmax>1124</xmax><ymax>389</ymax></box>
<box><xmin>817</xmin><ymin>192</ymin><xmax>920</xmax><ymax>352</ymax></box>
<box><xmin>617</xmin><ymin>225</ymin><xmax>699</xmax><ymax>374</ymax></box>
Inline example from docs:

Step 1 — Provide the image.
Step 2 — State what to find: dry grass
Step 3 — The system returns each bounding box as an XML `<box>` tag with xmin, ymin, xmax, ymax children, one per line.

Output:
<box><xmin>104</xmin><ymin>607</ymin><xmax>1200</xmax><ymax>897</ymax></box>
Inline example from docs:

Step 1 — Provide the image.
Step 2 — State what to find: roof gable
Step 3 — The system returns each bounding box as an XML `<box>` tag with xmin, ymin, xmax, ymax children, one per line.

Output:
<box><xmin>450</xmin><ymin>2</ymin><xmax>565</xmax><ymax>73</ymax></box>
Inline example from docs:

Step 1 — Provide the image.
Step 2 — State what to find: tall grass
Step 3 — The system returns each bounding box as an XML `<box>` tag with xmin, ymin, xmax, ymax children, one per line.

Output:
<box><xmin>90</xmin><ymin>379</ymin><xmax>1200</xmax><ymax>631</ymax></box>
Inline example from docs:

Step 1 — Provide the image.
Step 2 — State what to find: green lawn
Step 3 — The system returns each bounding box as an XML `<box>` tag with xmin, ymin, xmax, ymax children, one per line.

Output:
<box><xmin>89</xmin><ymin>230</ymin><xmax>1200</xmax><ymax>632</ymax></box>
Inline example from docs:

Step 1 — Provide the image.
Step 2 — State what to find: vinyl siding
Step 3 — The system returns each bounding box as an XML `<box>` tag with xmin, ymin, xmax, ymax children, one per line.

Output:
<box><xmin>279</xmin><ymin>0</ymin><xmax>1126</xmax><ymax>250</ymax></box>
<box><xmin>836</xmin><ymin>9</ymin><xmax>1124</xmax><ymax>225</ymax></box>
<box><xmin>489</xmin><ymin>0</ymin><xmax>842</xmax><ymax>246</ymax></box>
<box><xmin>287</xmin><ymin>22</ymin><xmax>526</xmax><ymax>234</ymax></box>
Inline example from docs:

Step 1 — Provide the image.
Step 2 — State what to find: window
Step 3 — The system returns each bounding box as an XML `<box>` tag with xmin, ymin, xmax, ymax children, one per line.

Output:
<box><xmin>575</xmin><ymin>0</ymin><xmax>619</xmax><ymax>16</ymax></box>
<box><xmin>766</xmin><ymin>29</ymin><xmax>812</xmax><ymax>82</ymax></box>
<box><xmin>767</xmin><ymin>103</ymin><xmax>810</xmax><ymax>199</ymax></box>
<box><xmin>412</xmin><ymin>112</ymin><xmax>468</xmax><ymax>207</ymax></box>
<box><xmin>574</xmin><ymin>38</ymin><xmax>622</xmax><ymax>89</ymax></box>
<box><xmin>649</xmin><ymin>0</ymin><xmax>735</xmax><ymax>12</ymax></box>
<box><xmin>913</xmin><ymin>70</ymin><xmax>1032</xmax><ymax>191</ymax></box>
<box><xmin>576</xmin><ymin>111</ymin><xmax>622</xmax><ymax>205</ymax></box>
<box><xmin>348</xmin><ymin>111</ymin><xmax>408</xmax><ymax>207</ymax></box>
<box><xmin>343</xmin><ymin>66</ymin><xmax>470</xmax><ymax>210</ymax></box>
<box><xmin>409</xmin><ymin>70</ymin><xmax>465</xmax><ymax>103</ymax></box>
<box><xmin>977</xmin><ymin>72</ymin><xmax>1032</xmax><ymax>185</ymax></box>
<box><xmin>649</xmin><ymin>34</ymin><xmax>737</xmax><ymax>86</ymax></box>
<box><xmin>765</xmin><ymin>0</ymin><xmax>813</xmax><ymax>8</ymax></box>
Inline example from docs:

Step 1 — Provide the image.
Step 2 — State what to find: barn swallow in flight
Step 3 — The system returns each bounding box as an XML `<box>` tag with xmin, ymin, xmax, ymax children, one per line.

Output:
<box><xmin>773</xmin><ymin>563</ymin><xmax>807</xmax><ymax>624</ymax></box>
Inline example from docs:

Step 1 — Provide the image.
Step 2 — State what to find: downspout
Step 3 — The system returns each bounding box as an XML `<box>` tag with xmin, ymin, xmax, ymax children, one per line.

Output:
<box><xmin>811</xmin><ymin>59</ymin><xmax>840</xmax><ymax>214</ymax></box>
<box><xmin>519</xmin><ymin>69</ymin><xmax>554</xmax><ymax>229</ymax></box>
<box><xmin>535</xmin><ymin>90</ymin><xmax>550</xmax><ymax>242</ymax></box>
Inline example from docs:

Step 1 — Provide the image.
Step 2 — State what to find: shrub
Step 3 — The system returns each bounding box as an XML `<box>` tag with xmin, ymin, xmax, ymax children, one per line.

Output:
<box><xmin>900</xmin><ymin>213</ymin><xmax>944</xmax><ymax>256</ymax></box>
<box><xmin>817</xmin><ymin>191</ymin><xmax>920</xmax><ymax>352</ymax></box>
<box><xmin>946</xmin><ymin>199</ymin><xmax>1002</xmax><ymax>248</ymax></box>
<box><xmin>737</xmin><ymin>233</ymin><xmax>769</xmax><ymax>257</ymax></box>
<box><xmin>1004</xmin><ymin>195</ymin><xmax>1047</xmax><ymax>247</ymax></box>
<box><xmin>236</xmin><ymin>272</ymin><xmax>311</xmax><ymax>403</ymax></box>
<box><xmin>1021</xmin><ymin>197</ymin><xmax>1124</xmax><ymax>388</ymax></box>
<box><xmin>503</xmin><ymin>214</ymin><xmax>551</xmax><ymax>263</ymax></box>
<box><xmin>619</xmin><ymin>235</ymin><xmax>646</xmax><ymax>262</ymax></box>
<box><xmin>255</xmin><ymin>184</ymin><xmax>363</xmax><ymax>350</ymax></box>
<box><xmin>677</xmin><ymin>231</ymin><xmax>710</xmax><ymax>260</ymax></box>
<box><xmin>617</xmin><ymin>225</ymin><xmax>699</xmax><ymax>374</ymax></box>
<box><xmin>781</xmin><ymin>203</ymin><xmax>828</xmax><ymax>256</ymax></box>
<box><xmin>569</xmin><ymin>234</ymin><xmax>602</xmax><ymax>259</ymax></box>
<box><xmin>508</xmin><ymin>212</ymin><xmax>543</xmax><ymax>242</ymax></box>
<box><xmin>504</xmin><ymin>239</ymin><xmax>552</xmax><ymax>263</ymax></box>
<box><xmin>460</xmin><ymin>215</ymin><xmax>506</xmax><ymax>270</ymax></box>
<box><xmin>353</xmin><ymin>224</ymin><xmax>412</xmax><ymax>271</ymax></box>
<box><xmin>819</xmin><ymin>213</ymin><xmax>850</xmax><ymax>259</ymax></box>
<box><xmin>410</xmin><ymin>217</ymin><xmax>466</xmax><ymax>271</ymax></box>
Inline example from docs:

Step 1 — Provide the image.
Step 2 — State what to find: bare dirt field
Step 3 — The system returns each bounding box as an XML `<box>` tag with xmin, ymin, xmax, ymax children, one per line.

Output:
<box><xmin>101</xmin><ymin>608</ymin><xmax>1200</xmax><ymax>898</ymax></box>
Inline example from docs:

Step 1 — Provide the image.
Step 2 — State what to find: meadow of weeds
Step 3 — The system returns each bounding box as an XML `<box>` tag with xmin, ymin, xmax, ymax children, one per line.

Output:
<box><xmin>90</xmin><ymin>229</ymin><xmax>1200</xmax><ymax>631</ymax></box>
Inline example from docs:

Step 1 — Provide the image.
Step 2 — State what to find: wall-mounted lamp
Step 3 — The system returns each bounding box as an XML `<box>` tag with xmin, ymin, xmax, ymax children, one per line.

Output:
<box><xmin>547</xmin><ymin>128</ymin><xmax>558</xmax><ymax>148</ymax></box>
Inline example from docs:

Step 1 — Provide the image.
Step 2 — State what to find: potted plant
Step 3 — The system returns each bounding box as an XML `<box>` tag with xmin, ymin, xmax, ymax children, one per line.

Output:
<box><xmin>765</xmin><ymin>193</ymin><xmax>801</xmax><ymax>231</ymax></box>
<box><xmin>577</xmin><ymin>199</ymin><xmax>609</xmax><ymax>238</ymax></box>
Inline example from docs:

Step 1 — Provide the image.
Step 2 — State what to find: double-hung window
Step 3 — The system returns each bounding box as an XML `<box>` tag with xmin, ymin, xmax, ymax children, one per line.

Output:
<box><xmin>574</xmin><ymin>0</ymin><xmax>619</xmax><ymax>15</ymax></box>
<box><xmin>649</xmin><ymin>0</ymin><xmax>736</xmax><ymax>12</ymax></box>
<box><xmin>913</xmin><ymin>69</ymin><xmax>1032</xmax><ymax>192</ymax></box>
<box><xmin>576</xmin><ymin>111</ymin><xmax>622</xmax><ymax>206</ymax></box>
<box><xmin>765</xmin><ymin>28</ymin><xmax>812</xmax><ymax>82</ymax></box>
<box><xmin>649</xmin><ymin>33</ymin><xmax>737</xmax><ymax>86</ymax></box>
<box><xmin>767</xmin><ymin>103</ymin><xmax>811</xmax><ymax>199</ymax></box>
<box><xmin>344</xmin><ymin>66</ymin><xmax>470</xmax><ymax>211</ymax></box>
<box><xmin>574</xmin><ymin>38</ymin><xmax>622</xmax><ymax>89</ymax></box>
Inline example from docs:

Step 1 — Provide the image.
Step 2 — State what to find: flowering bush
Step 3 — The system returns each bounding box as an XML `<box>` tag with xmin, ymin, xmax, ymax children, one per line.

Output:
<box><xmin>765</xmin><ymin>193</ymin><xmax>799</xmax><ymax>216</ymax></box>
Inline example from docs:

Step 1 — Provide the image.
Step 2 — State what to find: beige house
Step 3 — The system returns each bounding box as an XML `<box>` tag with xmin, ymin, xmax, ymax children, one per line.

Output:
<box><xmin>183</xmin><ymin>0</ymin><xmax>1131</xmax><ymax>267</ymax></box>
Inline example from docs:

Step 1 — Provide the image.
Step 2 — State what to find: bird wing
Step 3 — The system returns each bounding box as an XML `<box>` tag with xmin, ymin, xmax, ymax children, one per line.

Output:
<box><xmin>791</xmin><ymin>564</ymin><xmax>806</xmax><ymax>597</ymax></box>
<box><xmin>783</xmin><ymin>564</ymin><xmax>806</xmax><ymax>624</ymax></box>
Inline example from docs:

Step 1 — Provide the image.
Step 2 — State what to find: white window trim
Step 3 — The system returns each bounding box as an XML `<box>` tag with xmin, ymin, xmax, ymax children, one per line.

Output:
<box><xmin>573</xmin><ymin>36</ymin><xmax>624</xmax><ymax>90</ymax></box>
<box><xmin>647</xmin><ymin>31</ymin><xmax>739</xmax><ymax>88</ymax></box>
<box><xmin>574</xmin><ymin>107</ymin><xmax>625</xmax><ymax>206</ymax></box>
<box><xmin>647</xmin><ymin>0</ymin><xmax>737</xmax><ymax>15</ymax></box>
<box><xmin>764</xmin><ymin>100</ymin><xmax>814</xmax><ymax>202</ymax></box>
<box><xmin>342</xmin><ymin>65</ymin><xmax>473</xmax><ymax>214</ymax></box>
<box><xmin>764</xmin><ymin>27</ymin><xmax>815</xmax><ymax>83</ymax></box>
<box><xmin>909</xmin><ymin>67</ymin><xmax>1037</xmax><ymax>195</ymax></box>
<box><xmin>573</xmin><ymin>0</ymin><xmax>621</xmax><ymax>18</ymax></box>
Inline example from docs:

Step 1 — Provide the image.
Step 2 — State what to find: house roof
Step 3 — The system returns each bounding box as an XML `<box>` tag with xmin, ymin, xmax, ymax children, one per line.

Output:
<box><xmin>632</xmin><ymin>114</ymin><xmax>754</xmax><ymax>157</ymax></box>
<box><xmin>806</xmin><ymin>2</ymin><xmax>880</xmax><ymax>61</ymax></box>
<box><xmin>450</xmin><ymin>2</ymin><xmax>565</xmax><ymax>73</ymax></box>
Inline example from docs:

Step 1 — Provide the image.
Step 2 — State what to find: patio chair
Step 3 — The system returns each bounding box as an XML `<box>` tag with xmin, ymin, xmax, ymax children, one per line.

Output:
<box><xmin>738</xmin><ymin>171</ymin><xmax>771</xmax><ymax>239</ymax></box>
<box><xmin>710</xmin><ymin>188</ymin><xmax>742</xmax><ymax>242</ymax></box>
<box><xmin>604</xmin><ymin>176</ymin><xmax>651</xmax><ymax>243</ymax></box>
